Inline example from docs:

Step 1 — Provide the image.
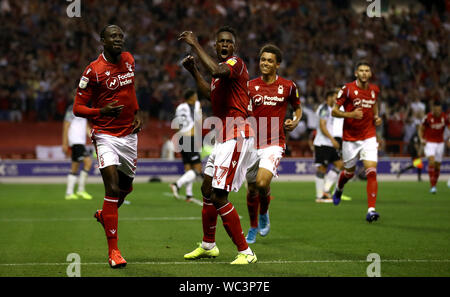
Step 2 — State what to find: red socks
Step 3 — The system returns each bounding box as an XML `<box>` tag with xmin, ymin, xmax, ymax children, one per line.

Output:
<box><xmin>428</xmin><ymin>164</ymin><xmax>440</xmax><ymax>187</ymax></box>
<box><xmin>202</xmin><ymin>197</ymin><xmax>218</xmax><ymax>243</ymax></box>
<box><xmin>337</xmin><ymin>170</ymin><xmax>354</xmax><ymax>190</ymax></box>
<box><xmin>259</xmin><ymin>188</ymin><xmax>271</xmax><ymax>215</ymax></box>
<box><xmin>365</xmin><ymin>168</ymin><xmax>378</xmax><ymax>209</ymax></box>
<box><xmin>102</xmin><ymin>196</ymin><xmax>119</xmax><ymax>254</ymax></box>
<box><xmin>218</xmin><ymin>202</ymin><xmax>248</xmax><ymax>252</ymax></box>
<box><xmin>246</xmin><ymin>192</ymin><xmax>259</xmax><ymax>228</ymax></box>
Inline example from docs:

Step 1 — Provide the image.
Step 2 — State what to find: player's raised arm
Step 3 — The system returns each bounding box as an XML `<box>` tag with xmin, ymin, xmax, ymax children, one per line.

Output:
<box><xmin>181</xmin><ymin>55</ymin><xmax>211</xmax><ymax>100</ymax></box>
<box><xmin>178</xmin><ymin>30</ymin><xmax>230</xmax><ymax>78</ymax></box>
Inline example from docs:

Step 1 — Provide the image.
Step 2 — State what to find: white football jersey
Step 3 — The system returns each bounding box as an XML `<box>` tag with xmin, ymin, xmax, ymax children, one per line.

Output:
<box><xmin>64</xmin><ymin>104</ymin><xmax>87</xmax><ymax>146</ymax></box>
<box><xmin>332</xmin><ymin>105</ymin><xmax>344</xmax><ymax>138</ymax></box>
<box><xmin>313</xmin><ymin>103</ymin><xmax>334</xmax><ymax>147</ymax></box>
<box><xmin>174</xmin><ymin>101</ymin><xmax>202</xmax><ymax>135</ymax></box>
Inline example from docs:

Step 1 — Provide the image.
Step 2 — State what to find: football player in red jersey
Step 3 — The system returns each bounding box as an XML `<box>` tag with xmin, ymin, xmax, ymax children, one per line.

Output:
<box><xmin>245</xmin><ymin>44</ymin><xmax>302</xmax><ymax>243</ymax></box>
<box><xmin>179</xmin><ymin>26</ymin><xmax>258</xmax><ymax>264</ymax></box>
<box><xmin>331</xmin><ymin>61</ymin><xmax>383</xmax><ymax>222</ymax></box>
<box><xmin>73</xmin><ymin>25</ymin><xmax>144</xmax><ymax>268</ymax></box>
<box><xmin>418</xmin><ymin>101</ymin><xmax>449</xmax><ymax>194</ymax></box>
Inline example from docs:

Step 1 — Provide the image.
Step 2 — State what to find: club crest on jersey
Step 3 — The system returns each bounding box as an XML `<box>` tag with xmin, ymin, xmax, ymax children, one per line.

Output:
<box><xmin>105</xmin><ymin>71</ymin><xmax>110</xmax><ymax>76</ymax></box>
<box><xmin>278</xmin><ymin>85</ymin><xmax>284</xmax><ymax>94</ymax></box>
<box><xmin>371</xmin><ymin>90</ymin><xmax>375</xmax><ymax>98</ymax></box>
<box><xmin>354</xmin><ymin>90</ymin><xmax>358</xmax><ymax>95</ymax></box>
<box><xmin>125</xmin><ymin>62</ymin><xmax>133</xmax><ymax>72</ymax></box>
<box><xmin>255</xmin><ymin>86</ymin><xmax>260</xmax><ymax>91</ymax></box>
<box><xmin>79</xmin><ymin>76</ymin><xmax>89</xmax><ymax>89</ymax></box>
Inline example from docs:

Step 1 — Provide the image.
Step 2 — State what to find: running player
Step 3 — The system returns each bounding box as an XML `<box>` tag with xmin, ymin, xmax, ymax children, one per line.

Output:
<box><xmin>171</xmin><ymin>89</ymin><xmax>203</xmax><ymax>201</ymax></box>
<box><xmin>418</xmin><ymin>101</ymin><xmax>449</xmax><ymax>193</ymax></box>
<box><xmin>245</xmin><ymin>44</ymin><xmax>301</xmax><ymax>243</ymax></box>
<box><xmin>62</xmin><ymin>97</ymin><xmax>93</xmax><ymax>200</ymax></box>
<box><xmin>331</xmin><ymin>61</ymin><xmax>383</xmax><ymax>223</ymax></box>
<box><xmin>313</xmin><ymin>89</ymin><xmax>343</xmax><ymax>203</ymax></box>
<box><xmin>179</xmin><ymin>26</ymin><xmax>258</xmax><ymax>264</ymax></box>
<box><xmin>73</xmin><ymin>25</ymin><xmax>144</xmax><ymax>268</ymax></box>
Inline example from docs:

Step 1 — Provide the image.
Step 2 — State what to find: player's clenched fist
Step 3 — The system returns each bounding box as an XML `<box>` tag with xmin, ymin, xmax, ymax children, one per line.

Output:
<box><xmin>178</xmin><ymin>31</ymin><xmax>197</xmax><ymax>46</ymax></box>
<box><xmin>351</xmin><ymin>107</ymin><xmax>363</xmax><ymax>120</ymax></box>
<box><xmin>181</xmin><ymin>55</ymin><xmax>196</xmax><ymax>72</ymax></box>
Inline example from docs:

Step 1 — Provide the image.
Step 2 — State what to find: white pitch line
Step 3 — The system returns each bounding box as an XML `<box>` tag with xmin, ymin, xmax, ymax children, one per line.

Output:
<box><xmin>1</xmin><ymin>259</ymin><xmax>450</xmax><ymax>267</ymax></box>
<box><xmin>0</xmin><ymin>217</ymin><xmax>202</xmax><ymax>222</ymax></box>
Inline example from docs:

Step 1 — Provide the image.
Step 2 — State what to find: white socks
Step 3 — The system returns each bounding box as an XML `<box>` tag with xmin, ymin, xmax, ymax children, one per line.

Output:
<box><xmin>239</xmin><ymin>247</ymin><xmax>254</xmax><ymax>256</ymax></box>
<box><xmin>66</xmin><ymin>174</ymin><xmax>77</xmax><ymax>195</ymax></box>
<box><xmin>176</xmin><ymin>170</ymin><xmax>197</xmax><ymax>189</ymax></box>
<box><xmin>201</xmin><ymin>241</ymin><xmax>216</xmax><ymax>250</ymax></box>
<box><xmin>324</xmin><ymin>169</ymin><xmax>339</xmax><ymax>194</ymax></box>
<box><xmin>78</xmin><ymin>170</ymin><xmax>88</xmax><ymax>192</ymax></box>
<box><xmin>315</xmin><ymin>175</ymin><xmax>325</xmax><ymax>199</ymax></box>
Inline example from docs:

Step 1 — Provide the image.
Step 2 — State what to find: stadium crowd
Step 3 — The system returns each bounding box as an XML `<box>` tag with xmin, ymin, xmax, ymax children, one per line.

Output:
<box><xmin>0</xmin><ymin>0</ymin><xmax>448</xmax><ymax>154</ymax></box>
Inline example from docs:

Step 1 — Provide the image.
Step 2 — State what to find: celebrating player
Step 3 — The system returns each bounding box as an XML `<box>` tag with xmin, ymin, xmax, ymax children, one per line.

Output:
<box><xmin>313</xmin><ymin>89</ymin><xmax>343</xmax><ymax>203</ymax></box>
<box><xmin>62</xmin><ymin>96</ymin><xmax>93</xmax><ymax>200</ymax></box>
<box><xmin>170</xmin><ymin>89</ymin><xmax>203</xmax><ymax>201</ymax></box>
<box><xmin>73</xmin><ymin>25</ymin><xmax>144</xmax><ymax>268</ymax></box>
<box><xmin>418</xmin><ymin>101</ymin><xmax>449</xmax><ymax>193</ymax></box>
<box><xmin>245</xmin><ymin>44</ymin><xmax>301</xmax><ymax>243</ymax></box>
<box><xmin>179</xmin><ymin>26</ymin><xmax>258</xmax><ymax>264</ymax></box>
<box><xmin>331</xmin><ymin>61</ymin><xmax>382</xmax><ymax>222</ymax></box>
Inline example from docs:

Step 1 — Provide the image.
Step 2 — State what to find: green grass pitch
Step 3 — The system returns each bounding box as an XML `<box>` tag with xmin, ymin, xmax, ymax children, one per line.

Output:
<box><xmin>0</xmin><ymin>180</ymin><xmax>449</xmax><ymax>277</ymax></box>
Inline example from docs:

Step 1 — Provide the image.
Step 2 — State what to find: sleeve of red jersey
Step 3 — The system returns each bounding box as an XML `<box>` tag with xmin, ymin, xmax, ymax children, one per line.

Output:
<box><xmin>288</xmin><ymin>81</ymin><xmax>301</xmax><ymax>109</ymax></box>
<box><xmin>336</xmin><ymin>84</ymin><xmax>348</xmax><ymax>106</ymax></box>
<box><xmin>73</xmin><ymin>65</ymin><xmax>101</xmax><ymax>118</ymax></box>
<box><xmin>224</xmin><ymin>57</ymin><xmax>244</xmax><ymax>79</ymax></box>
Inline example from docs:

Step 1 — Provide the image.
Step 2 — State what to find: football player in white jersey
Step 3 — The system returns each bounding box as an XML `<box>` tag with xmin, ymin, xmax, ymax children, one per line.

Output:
<box><xmin>170</xmin><ymin>89</ymin><xmax>203</xmax><ymax>201</ymax></box>
<box><xmin>313</xmin><ymin>89</ymin><xmax>343</xmax><ymax>203</ymax></box>
<box><xmin>62</xmin><ymin>99</ymin><xmax>93</xmax><ymax>200</ymax></box>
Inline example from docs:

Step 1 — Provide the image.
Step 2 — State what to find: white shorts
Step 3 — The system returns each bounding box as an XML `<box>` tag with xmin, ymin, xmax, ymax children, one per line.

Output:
<box><xmin>424</xmin><ymin>142</ymin><xmax>445</xmax><ymax>163</ymax></box>
<box><xmin>342</xmin><ymin>136</ymin><xmax>378</xmax><ymax>169</ymax></box>
<box><xmin>246</xmin><ymin>145</ymin><xmax>284</xmax><ymax>183</ymax></box>
<box><xmin>92</xmin><ymin>133</ymin><xmax>138</xmax><ymax>178</ymax></box>
<box><xmin>204</xmin><ymin>137</ymin><xmax>258</xmax><ymax>192</ymax></box>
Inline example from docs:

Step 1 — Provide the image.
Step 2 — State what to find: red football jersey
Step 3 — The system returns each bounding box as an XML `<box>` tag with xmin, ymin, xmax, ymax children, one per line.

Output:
<box><xmin>210</xmin><ymin>56</ymin><xmax>253</xmax><ymax>142</ymax></box>
<box><xmin>422</xmin><ymin>112</ymin><xmax>448</xmax><ymax>143</ymax></box>
<box><xmin>73</xmin><ymin>52</ymin><xmax>139</xmax><ymax>137</ymax></box>
<box><xmin>248</xmin><ymin>76</ymin><xmax>300</xmax><ymax>149</ymax></box>
<box><xmin>336</xmin><ymin>80</ymin><xmax>380</xmax><ymax>141</ymax></box>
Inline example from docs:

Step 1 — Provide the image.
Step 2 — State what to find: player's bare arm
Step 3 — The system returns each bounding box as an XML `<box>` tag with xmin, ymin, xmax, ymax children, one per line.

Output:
<box><xmin>284</xmin><ymin>106</ymin><xmax>302</xmax><ymax>132</ymax></box>
<box><xmin>62</xmin><ymin>120</ymin><xmax>70</xmax><ymax>155</ymax></box>
<box><xmin>332</xmin><ymin>104</ymin><xmax>363</xmax><ymax>119</ymax></box>
<box><xmin>132</xmin><ymin>110</ymin><xmax>145</xmax><ymax>134</ymax></box>
<box><xmin>181</xmin><ymin>55</ymin><xmax>211</xmax><ymax>99</ymax></box>
<box><xmin>178</xmin><ymin>30</ymin><xmax>231</xmax><ymax>78</ymax></box>
<box><xmin>418</xmin><ymin>123</ymin><xmax>425</xmax><ymax>144</ymax></box>
<box><xmin>373</xmin><ymin>103</ymin><xmax>382</xmax><ymax>126</ymax></box>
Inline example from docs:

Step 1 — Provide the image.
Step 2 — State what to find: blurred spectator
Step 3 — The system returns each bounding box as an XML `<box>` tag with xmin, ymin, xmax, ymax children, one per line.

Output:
<box><xmin>0</xmin><ymin>0</ymin><xmax>447</xmax><ymax>151</ymax></box>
